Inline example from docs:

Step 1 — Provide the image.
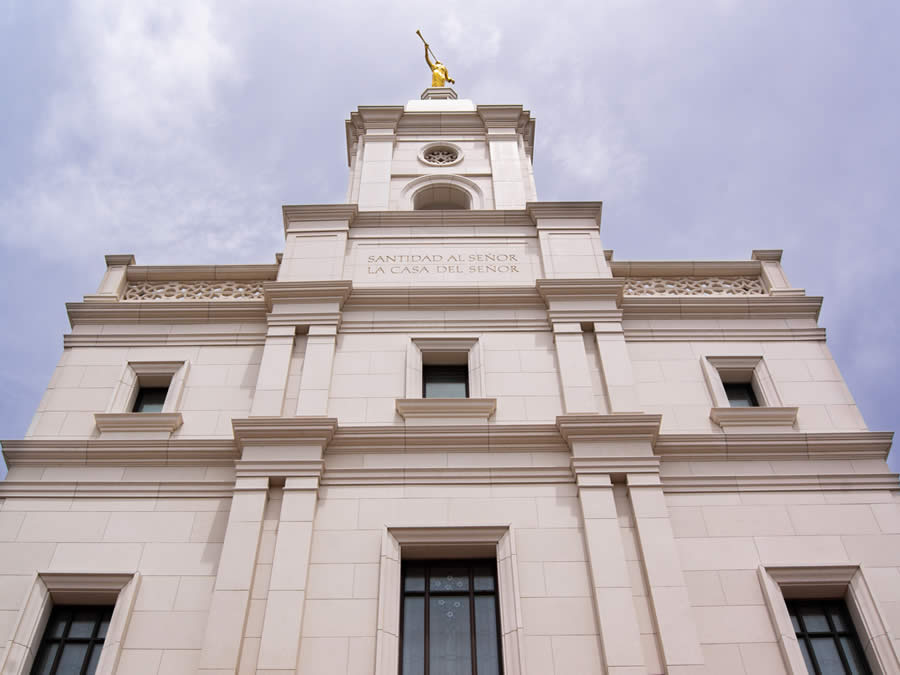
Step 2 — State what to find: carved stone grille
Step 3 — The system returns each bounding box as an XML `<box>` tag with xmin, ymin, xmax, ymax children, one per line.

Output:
<box><xmin>122</xmin><ymin>281</ymin><xmax>265</xmax><ymax>301</ymax></box>
<box><xmin>623</xmin><ymin>276</ymin><xmax>766</xmax><ymax>296</ymax></box>
<box><xmin>422</xmin><ymin>146</ymin><xmax>459</xmax><ymax>165</ymax></box>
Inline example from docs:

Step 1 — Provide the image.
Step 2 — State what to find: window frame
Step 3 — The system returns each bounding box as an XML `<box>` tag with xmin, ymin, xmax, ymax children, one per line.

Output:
<box><xmin>0</xmin><ymin>573</ymin><xmax>139</xmax><ymax>675</ymax></box>
<box><xmin>701</xmin><ymin>356</ymin><xmax>798</xmax><ymax>429</ymax></box>
<box><xmin>374</xmin><ymin>527</ymin><xmax>526</xmax><ymax>675</ymax></box>
<box><xmin>758</xmin><ymin>565</ymin><xmax>900</xmax><ymax>675</ymax></box>
<box><xmin>405</xmin><ymin>338</ymin><xmax>484</xmax><ymax>399</ymax></box>
<box><xmin>399</xmin><ymin>559</ymin><xmax>504</xmax><ymax>675</ymax></box>
<box><xmin>94</xmin><ymin>361</ymin><xmax>188</xmax><ymax>433</ymax></box>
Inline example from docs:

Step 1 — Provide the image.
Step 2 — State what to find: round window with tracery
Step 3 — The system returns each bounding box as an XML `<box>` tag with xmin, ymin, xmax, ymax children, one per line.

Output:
<box><xmin>421</xmin><ymin>144</ymin><xmax>461</xmax><ymax>166</ymax></box>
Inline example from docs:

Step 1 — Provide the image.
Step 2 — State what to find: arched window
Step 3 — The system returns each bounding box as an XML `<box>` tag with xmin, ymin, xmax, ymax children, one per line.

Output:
<box><xmin>413</xmin><ymin>184</ymin><xmax>472</xmax><ymax>210</ymax></box>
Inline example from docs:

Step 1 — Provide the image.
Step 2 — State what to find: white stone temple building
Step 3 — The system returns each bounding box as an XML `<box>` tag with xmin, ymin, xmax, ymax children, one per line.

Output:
<box><xmin>1</xmin><ymin>88</ymin><xmax>899</xmax><ymax>675</ymax></box>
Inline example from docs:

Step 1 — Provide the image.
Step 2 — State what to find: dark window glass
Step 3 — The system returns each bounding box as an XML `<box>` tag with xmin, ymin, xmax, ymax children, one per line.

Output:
<box><xmin>787</xmin><ymin>600</ymin><xmax>872</xmax><ymax>675</ymax></box>
<box><xmin>400</xmin><ymin>559</ymin><xmax>503</xmax><ymax>675</ymax></box>
<box><xmin>423</xmin><ymin>365</ymin><xmax>468</xmax><ymax>399</ymax></box>
<box><xmin>132</xmin><ymin>386</ymin><xmax>168</xmax><ymax>412</ymax></box>
<box><xmin>724</xmin><ymin>381</ymin><xmax>759</xmax><ymax>407</ymax></box>
<box><xmin>31</xmin><ymin>605</ymin><xmax>113</xmax><ymax>675</ymax></box>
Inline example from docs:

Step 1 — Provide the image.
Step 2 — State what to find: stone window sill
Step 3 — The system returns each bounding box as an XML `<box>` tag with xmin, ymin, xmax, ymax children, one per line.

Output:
<box><xmin>395</xmin><ymin>398</ymin><xmax>496</xmax><ymax>424</ymax></box>
<box><xmin>709</xmin><ymin>406</ymin><xmax>798</xmax><ymax>429</ymax></box>
<box><xmin>94</xmin><ymin>412</ymin><xmax>184</xmax><ymax>433</ymax></box>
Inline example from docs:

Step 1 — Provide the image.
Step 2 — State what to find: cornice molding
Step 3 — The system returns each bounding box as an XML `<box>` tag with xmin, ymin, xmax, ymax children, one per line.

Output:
<box><xmin>66</xmin><ymin>301</ymin><xmax>266</xmax><ymax>325</ymax></box>
<box><xmin>709</xmin><ymin>406</ymin><xmax>799</xmax><ymax>429</ymax></box>
<box><xmin>476</xmin><ymin>104</ymin><xmax>529</xmax><ymax>127</ymax></box>
<box><xmin>355</xmin><ymin>106</ymin><xmax>406</xmax><ymax>128</ymax></box>
<box><xmin>0</xmin><ymin>438</ymin><xmax>238</xmax><ymax>466</ymax></box>
<box><xmin>611</xmin><ymin>260</ymin><xmax>762</xmax><ymax>277</ymax></box>
<box><xmin>536</xmin><ymin>278</ymin><xmax>623</xmax><ymax>302</ymax></box>
<box><xmin>344</xmin><ymin>285</ymin><xmax>544</xmax><ymax>310</ymax></box>
<box><xmin>557</xmin><ymin>413</ymin><xmax>663</xmax><ymax>445</ymax></box>
<box><xmin>339</xmin><ymin>319</ymin><xmax>550</xmax><ymax>334</ymax></box>
<box><xmin>654</xmin><ymin>430</ymin><xmax>894</xmax><ymax>460</ymax></box>
<box><xmin>620</xmin><ymin>295</ymin><xmax>822</xmax><ymax>320</ymax></box>
<box><xmin>662</xmin><ymin>473</ymin><xmax>899</xmax><ymax>493</ymax></box>
<box><xmin>395</xmin><ymin>398</ymin><xmax>497</xmax><ymax>420</ymax></box>
<box><xmin>349</xmin><ymin>209</ymin><xmax>535</xmax><ymax>230</ymax></box>
<box><xmin>322</xmin><ymin>466</ymin><xmax>573</xmax><ymax>486</ymax></box>
<box><xmin>0</xmin><ymin>480</ymin><xmax>234</xmax><ymax>498</ymax></box>
<box><xmin>126</xmin><ymin>264</ymin><xmax>277</xmax><ymax>282</ymax></box>
<box><xmin>105</xmin><ymin>254</ymin><xmax>136</xmax><ymax>267</ymax></box>
<box><xmin>63</xmin><ymin>332</ymin><xmax>267</xmax><ymax>348</ymax></box>
<box><xmin>751</xmin><ymin>250</ymin><xmax>784</xmax><ymax>262</ymax></box>
<box><xmin>282</xmin><ymin>204</ymin><xmax>359</xmax><ymax>232</ymax></box>
<box><xmin>232</xmin><ymin>416</ymin><xmax>339</xmax><ymax>449</ymax></box>
<box><xmin>329</xmin><ymin>423</ymin><xmax>566</xmax><ymax>454</ymax></box>
<box><xmin>623</xmin><ymin>327</ymin><xmax>827</xmax><ymax>342</ymax></box>
<box><xmin>526</xmin><ymin>201</ymin><xmax>603</xmax><ymax>224</ymax></box>
<box><xmin>263</xmin><ymin>280</ymin><xmax>353</xmax><ymax>311</ymax></box>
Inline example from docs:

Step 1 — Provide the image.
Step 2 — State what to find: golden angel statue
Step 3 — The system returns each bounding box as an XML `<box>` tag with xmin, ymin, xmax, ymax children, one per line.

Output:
<box><xmin>417</xmin><ymin>30</ymin><xmax>455</xmax><ymax>87</ymax></box>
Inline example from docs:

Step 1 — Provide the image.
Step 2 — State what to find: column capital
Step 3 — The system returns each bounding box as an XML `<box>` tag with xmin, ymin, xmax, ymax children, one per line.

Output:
<box><xmin>232</xmin><ymin>416</ymin><xmax>338</xmax><ymax>481</ymax></box>
<box><xmin>557</xmin><ymin>413</ymin><xmax>662</xmax><ymax>445</ymax></box>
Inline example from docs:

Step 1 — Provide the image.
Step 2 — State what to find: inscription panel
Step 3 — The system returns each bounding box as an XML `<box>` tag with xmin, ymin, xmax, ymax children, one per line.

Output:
<box><xmin>347</xmin><ymin>241</ymin><xmax>541</xmax><ymax>285</ymax></box>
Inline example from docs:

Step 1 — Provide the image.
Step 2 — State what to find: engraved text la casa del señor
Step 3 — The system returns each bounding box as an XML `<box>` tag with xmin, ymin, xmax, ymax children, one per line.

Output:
<box><xmin>366</xmin><ymin>252</ymin><xmax>520</xmax><ymax>275</ymax></box>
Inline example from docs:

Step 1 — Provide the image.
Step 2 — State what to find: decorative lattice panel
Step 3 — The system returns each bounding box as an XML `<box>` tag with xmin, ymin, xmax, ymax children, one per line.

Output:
<box><xmin>122</xmin><ymin>281</ymin><xmax>266</xmax><ymax>301</ymax></box>
<box><xmin>623</xmin><ymin>276</ymin><xmax>766</xmax><ymax>296</ymax></box>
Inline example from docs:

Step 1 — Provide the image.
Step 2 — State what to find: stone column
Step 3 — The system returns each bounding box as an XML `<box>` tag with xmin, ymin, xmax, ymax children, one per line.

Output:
<box><xmin>296</xmin><ymin>324</ymin><xmax>338</xmax><ymax>416</ymax></box>
<box><xmin>256</xmin><ymin>476</ymin><xmax>319</xmax><ymax>672</ymax></box>
<box><xmin>593</xmin><ymin>321</ymin><xmax>640</xmax><ymax>413</ymax></box>
<box><xmin>198</xmin><ymin>477</ymin><xmax>269</xmax><ymax>674</ymax></box>
<box><xmin>627</xmin><ymin>474</ymin><xmax>706</xmax><ymax>674</ymax></box>
<box><xmin>577</xmin><ymin>473</ymin><xmax>648</xmax><ymax>674</ymax></box>
<box><xmin>250</xmin><ymin>325</ymin><xmax>295</xmax><ymax>417</ymax></box>
<box><xmin>552</xmin><ymin>322</ymin><xmax>596</xmax><ymax>413</ymax></box>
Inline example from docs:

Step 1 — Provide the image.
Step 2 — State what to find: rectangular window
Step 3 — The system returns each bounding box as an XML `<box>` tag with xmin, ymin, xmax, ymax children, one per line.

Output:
<box><xmin>400</xmin><ymin>559</ymin><xmax>503</xmax><ymax>675</ymax></box>
<box><xmin>787</xmin><ymin>599</ymin><xmax>872</xmax><ymax>675</ymax></box>
<box><xmin>131</xmin><ymin>386</ymin><xmax>169</xmax><ymax>412</ymax></box>
<box><xmin>422</xmin><ymin>365</ymin><xmax>469</xmax><ymax>399</ymax></box>
<box><xmin>30</xmin><ymin>605</ymin><xmax>113</xmax><ymax>675</ymax></box>
<box><xmin>724</xmin><ymin>381</ymin><xmax>759</xmax><ymax>407</ymax></box>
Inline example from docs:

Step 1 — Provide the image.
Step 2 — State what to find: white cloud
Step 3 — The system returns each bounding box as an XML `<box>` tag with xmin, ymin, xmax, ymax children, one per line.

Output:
<box><xmin>0</xmin><ymin>0</ymin><xmax>276</xmax><ymax>264</ymax></box>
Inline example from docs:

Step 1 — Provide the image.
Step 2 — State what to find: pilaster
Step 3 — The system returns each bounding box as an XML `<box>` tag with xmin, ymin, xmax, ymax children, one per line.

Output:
<box><xmin>552</xmin><ymin>323</ymin><xmax>596</xmax><ymax>413</ymax></box>
<box><xmin>355</xmin><ymin>107</ymin><xmax>404</xmax><ymax>211</ymax></box>
<box><xmin>296</xmin><ymin>324</ymin><xmax>338</xmax><ymax>416</ymax></box>
<box><xmin>627</xmin><ymin>474</ymin><xmax>706</xmax><ymax>674</ymax></box>
<box><xmin>83</xmin><ymin>254</ymin><xmax>135</xmax><ymax>303</ymax></box>
<box><xmin>558</xmin><ymin>414</ymin><xmax>663</xmax><ymax>674</ymax></box>
<box><xmin>479</xmin><ymin>105</ymin><xmax>532</xmax><ymax>210</ymax></box>
<box><xmin>529</xmin><ymin>203</ymin><xmax>608</xmax><ymax>278</ymax></box>
<box><xmin>279</xmin><ymin>205</ymin><xmax>356</xmax><ymax>282</ymax></box>
<box><xmin>255</xmin><ymin>476</ymin><xmax>320</xmax><ymax>672</ymax></box>
<box><xmin>198</xmin><ymin>476</ymin><xmax>270</xmax><ymax>674</ymax></box>
<box><xmin>229</xmin><ymin>418</ymin><xmax>337</xmax><ymax>674</ymax></box>
<box><xmin>250</xmin><ymin>325</ymin><xmax>296</xmax><ymax>416</ymax></box>
<box><xmin>593</xmin><ymin>321</ymin><xmax>641</xmax><ymax>413</ymax></box>
<box><xmin>752</xmin><ymin>249</ymin><xmax>805</xmax><ymax>296</ymax></box>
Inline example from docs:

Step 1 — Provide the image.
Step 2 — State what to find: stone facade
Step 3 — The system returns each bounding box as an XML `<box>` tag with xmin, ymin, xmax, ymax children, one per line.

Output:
<box><xmin>1</xmin><ymin>91</ymin><xmax>898</xmax><ymax>675</ymax></box>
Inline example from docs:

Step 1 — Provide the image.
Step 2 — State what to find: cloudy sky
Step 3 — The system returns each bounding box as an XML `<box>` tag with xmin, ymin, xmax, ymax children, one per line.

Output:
<box><xmin>1</xmin><ymin>1</ymin><xmax>898</xmax><ymax>478</ymax></box>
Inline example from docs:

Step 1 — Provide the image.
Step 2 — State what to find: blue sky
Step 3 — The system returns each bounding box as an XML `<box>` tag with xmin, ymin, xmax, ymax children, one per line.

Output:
<box><xmin>1</xmin><ymin>1</ymin><xmax>898</xmax><ymax>478</ymax></box>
